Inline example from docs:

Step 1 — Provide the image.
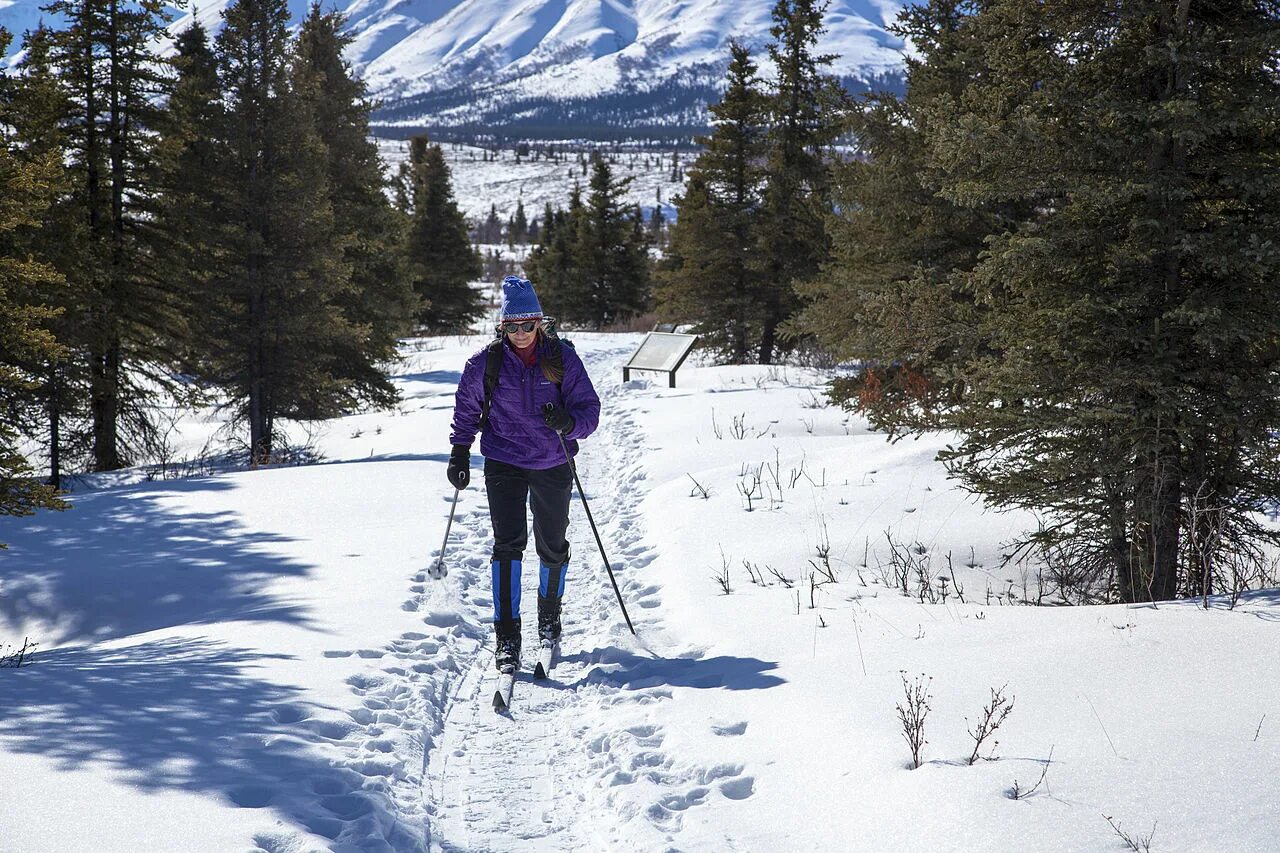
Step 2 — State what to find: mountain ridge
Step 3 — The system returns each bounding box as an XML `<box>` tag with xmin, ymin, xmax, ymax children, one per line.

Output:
<box><xmin>1</xmin><ymin>0</ymin><xmax>907</xmax><ymax>139</ymax></box>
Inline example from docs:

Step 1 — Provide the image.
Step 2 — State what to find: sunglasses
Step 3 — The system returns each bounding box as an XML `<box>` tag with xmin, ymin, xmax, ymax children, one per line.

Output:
<box><xmin>501</xmin><ymin>320</ymin><xmax>539</xmax><ymax>334</ymax></box>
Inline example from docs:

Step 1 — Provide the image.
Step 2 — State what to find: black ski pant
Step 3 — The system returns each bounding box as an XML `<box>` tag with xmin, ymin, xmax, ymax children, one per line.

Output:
<box><xmin>485</xmin><ymin>458</ymin><xmax>572</xmax><ymax>623</ymax></box>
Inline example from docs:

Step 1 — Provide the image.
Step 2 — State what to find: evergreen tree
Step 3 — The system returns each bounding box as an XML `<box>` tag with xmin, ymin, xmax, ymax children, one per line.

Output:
<box><xmin>812</xmin><ymin>0</ymin><xmax>1280</xmax><ymax>603</ymax></box>
<box><xmin>511</xmin><ymin>198</ymin><xmax>528</xmax><ymax>244</ymax></box>
<box><xmin>658</xmin><ymin>41</ymin><xmax>768</xmax><ymax>363</ymax></box>
<box><xmin>151</xmin><ymin>19</ymin><xmax>221</xmax><ymax>371</ymax></box>
<box><xmin>793</xmin><ymin>0</ymin><xmax>1012</xmax><ymax>430</ymax></box>
<box><xmin>531</xmin><ymin>159</ymin><xmax>650</xmax><ymax>327</ymax></box>
<box><xmin>646</xmin><ymin>204</ymin><xmax>666</xmax><ymax>247</ymax></box>
<box><xmin>3</xmin><ymin>24</ymin><xmax>93</xmax><ymax>485</ymax></box>
<box><xmin>577</xmin><ymin>155</ymin><xmax>650</xmax><ymax>325</ymax></box>
<box><xmin>0</xmin><ymin>27</ymin><xmax>70</xmax><ymax>519</ymax></box>
<box><xmin>753</xmin><ymin>0</ymin><xmax>848</xmax><ymax>363</ymax></box>
<box><xmin>400</xmin><ymin>135</ymin><xmax>483</xmax><ymax>332</ymax></box>
<box><xmin>44</xmin><ymin>0</ymin><xmax>179</xmax><ymax>470</ymax></box>
<box><xmin>206</xmin><ymin>0</ymin><xmax>356</xmax><ymax>460</ymax></box>
<box><xmin>526</xmin><ymin>191</ymin><xmax>585</xmax><ymax>323</ymax></box>
<box><xmin>295</xmin><ymin>3</ymin><xmax>417</xmax><ymax>406</ymax></box>
<box><xmin>479</xmin><ymin>203</ymin><xmax>501</xmax><ymax>244</ymax></box>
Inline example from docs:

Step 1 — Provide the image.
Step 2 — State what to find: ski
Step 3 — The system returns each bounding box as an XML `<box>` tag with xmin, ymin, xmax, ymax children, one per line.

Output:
<box><xmin>492</xmin><ymin>672</ymin><xmax>515</xmax><ymax>711</ymax></box>
<box><xmin>533</xmin><ymin>642</ymin><xmax>556</xmax><ymax>681</ymax></box>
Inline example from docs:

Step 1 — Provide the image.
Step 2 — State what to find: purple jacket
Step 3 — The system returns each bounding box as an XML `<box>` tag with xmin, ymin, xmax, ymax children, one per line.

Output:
<box><xmin>450</xmin><ymin>338</ymin><xmax>601</xmax><ymax>470</ymax></box>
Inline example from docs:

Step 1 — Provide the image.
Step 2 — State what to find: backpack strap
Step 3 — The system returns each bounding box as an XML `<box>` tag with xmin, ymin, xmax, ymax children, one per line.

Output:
<box><xmin>479</xmin><ymin>338</ymin><xmax>504</xmax><ymax>430</ymax></box>
<box><xmin>541</xmin><ymin>316</ymin><xmax>574</xmax><ymax>372</ymax></box>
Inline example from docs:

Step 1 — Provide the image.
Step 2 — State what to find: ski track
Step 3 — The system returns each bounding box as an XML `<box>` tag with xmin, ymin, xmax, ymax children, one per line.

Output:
<box><xmin>286</xmin><ymin>341</ymin><xmax>754</xmax><ymax>853</ymax></box>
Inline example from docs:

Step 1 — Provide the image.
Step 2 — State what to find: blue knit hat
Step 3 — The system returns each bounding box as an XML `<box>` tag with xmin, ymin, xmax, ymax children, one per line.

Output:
<box><xmin>501</xmin><ymin>275</ymin><xmax>543</xmax><ymax>321</ymax></box>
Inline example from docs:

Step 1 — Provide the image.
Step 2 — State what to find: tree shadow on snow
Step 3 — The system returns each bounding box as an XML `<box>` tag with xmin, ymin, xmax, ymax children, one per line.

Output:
<box><xmin>555</xmin><ymin>646</ymin><xmax>786</xmax><ymax>692</ymax></box>
<box><xmin>0</xmin><ymin>638</ymin><xmax>410</xmax><ymax>846</ymax></box>
<box><xmin>1233</xmin><ymin>587</ymin><xmax>1280</xmax><ymax>622</ymax></box>
<box><xmin>0</xmin><ymin>479</ymin><xmax>316</xmax><ymax>646</ymax></box>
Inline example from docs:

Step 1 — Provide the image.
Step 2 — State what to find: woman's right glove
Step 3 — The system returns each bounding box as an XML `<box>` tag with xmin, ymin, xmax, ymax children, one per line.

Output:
<box><xmin>447</xmin><ymin>445</ymin><xmax>471</xmax><ymax>490</ymax></box>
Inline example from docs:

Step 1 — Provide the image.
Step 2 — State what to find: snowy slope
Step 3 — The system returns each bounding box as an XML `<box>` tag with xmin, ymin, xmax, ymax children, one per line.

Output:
<box><xmin>376</xmin><ymin>138</ymin><xmax>683</xmax><ymax>224</ymax></box>
<box><xmin>356</xmin><ymin>0</ymin><xmax>904</xmax><ymax>100</ymax></box>
<box><xmin>2</xmin><ymin>0</ymin><xmax>906</xmax><ymax>134</ymax></box>
<box><xmin>1</xmin><ymin>334</ymin><xmax>1277</xmax><ymax>852</ymax></box>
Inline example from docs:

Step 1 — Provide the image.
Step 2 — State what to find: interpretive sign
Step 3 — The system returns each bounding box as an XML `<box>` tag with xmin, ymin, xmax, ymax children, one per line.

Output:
<box><xmin>622</xmin><ymin>332</ymin><xmax>698</xmax><ymax>388</ymax></box>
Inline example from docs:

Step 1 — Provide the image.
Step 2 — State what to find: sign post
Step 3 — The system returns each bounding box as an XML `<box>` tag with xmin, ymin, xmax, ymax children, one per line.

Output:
<box><xmin>622</xmin><ymin>332</ymin><xmax>698</xmax><ymax>388</ymax></box>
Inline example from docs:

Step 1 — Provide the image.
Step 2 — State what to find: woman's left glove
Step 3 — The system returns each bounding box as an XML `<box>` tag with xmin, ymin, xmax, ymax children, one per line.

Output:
<box><xmin>541</xmin><ymin>404</ymin><xmax>575</xmax><ymax>435</ymax></box>
<box><xmin>447</xmin><ymin>445</ymin><xmax>471</xmax><ymax>490</ymax></box>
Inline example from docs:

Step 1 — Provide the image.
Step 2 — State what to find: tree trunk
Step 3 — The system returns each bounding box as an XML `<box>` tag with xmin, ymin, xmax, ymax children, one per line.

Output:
<box><xmin>1122</xmin><ymin>443</ymin><xmax>1181</xmax><ymax>603</ymax></box>
<box><xmin>48</xmin><ymin>367</ymin><xmax>61</xmax><ymax>490</ymax></box>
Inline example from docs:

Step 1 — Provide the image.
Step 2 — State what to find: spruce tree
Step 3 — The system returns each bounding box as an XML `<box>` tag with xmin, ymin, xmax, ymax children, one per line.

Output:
<box><xmin>295</xmin><ymin>3</ymin><xmax>417</xmax><ymax>406</ymax></box>
<box><xmin>753</xmin><ymin>0</ymin><xmax>848</xmax><ymax>364</ymax></box>
<box><xmin>793</xmin><ymin>0</ymin><xmax>1013</xmax><ymax>431</ymax></box>
<box><xmin>511</xmin><ymin>199</ymin><xmax>528</xmax><ymax>244</ymax></box>
<box><xmin>3</xmin><ymin>24</ymin><xmax>93</xmax><ymax>485</ymax></box>
<box><xmin>0</xmin><ymin>27</ymin><xmax>70</xmax><ymax>519</ymax></box>
<box><xmin>818</xmin><ymin>0</ymin><xmax>1280</xmax><ymax>603</ymax></box>
<box><xmin>526</xmin><ymin>191</ymin><xmax>586</xmax><ymax>323</ymax></box>
<box><xmin>401</xmin><ymin>136</ymin><xmax>483</xmax><ymax>332</ymax></box>
<box><xmin>151</xmin><ymin>18</ymin><xmax>221</xmax><ymax>372</ymax></box>
<box><xmin>575</xmin><ymin>154</ymin><xmax>650</xmax><ymax>326</ymax></box>
<box><xmin>207</xmin><ymin>0</ymin><xmax>356</xmax><ymax>460</ymax></box>
<box><xmin>44</xmin><ymin>0</ymin><xmax>179</xmax><ymax>470</ymax></box>
<box><xmin>659</xmin><ymin>41</ymin><xmax>768</xmax><ymax>363</ymax></box>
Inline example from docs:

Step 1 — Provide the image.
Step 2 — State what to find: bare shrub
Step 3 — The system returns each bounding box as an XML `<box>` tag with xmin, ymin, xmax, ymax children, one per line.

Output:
<box><xmin>896</xmin><ymin>672</ymin><xmax>932</xmax><ymax>769</ymax></box>
<box><xmin>966</xmin><ymin>685</ymin><xmax>1015</xmax><ymax>764</ymax></box>
<box><xmin>687</xmin><ymin>474</ymin><xmax>710</xmax><ymax>499</ymax></box>
<box><xmin>1009</xmin><ymin>746</ymin><xmax>1054</xmax><ymax>800</ymax></box>
<box><xmin>711</xmin><ymin>549</ymin><xmax>732</xmax><ymax>594</ymax></box>
<box><xmin>0</xmin><ymin>637</ymin><xmax>38</xmax><ymax>668</ymax></box>
<box><xmin>1103</xmin><ymin>815</ymin><xmax>1155</xmax><ymax>853</ymax></box>
<box><xmin>767</xmin><ymin>565</ymin><xmax>794</xmax><ymax>588</ymax></box>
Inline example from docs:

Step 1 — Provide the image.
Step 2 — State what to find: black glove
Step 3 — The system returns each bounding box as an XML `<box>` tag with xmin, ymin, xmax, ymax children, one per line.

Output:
<box><xmin>447</xmin><ymin>445</ymin><xmax>471</xmax><ymax>490</ymax></box>
<box><xmin>541</xmin><ymin>403</ymin><xmax>574</xmax><ymax>435</ymax></box>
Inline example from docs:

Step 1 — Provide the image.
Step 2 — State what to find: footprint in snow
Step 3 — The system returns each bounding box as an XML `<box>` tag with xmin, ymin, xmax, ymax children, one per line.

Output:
<box><xmin>226</xmin><ymin>785</ymin><xmax>275</xmax><ymax>808</ymax></box>
<box><xmin>269</xmin><ymin>703</ymin><xmax>311</xmax><ymax>724</ymax></box>
<box><xmin>711</xmin><ymin>721</ymin><xmax>749</xmax><ymax>737</ymax></box>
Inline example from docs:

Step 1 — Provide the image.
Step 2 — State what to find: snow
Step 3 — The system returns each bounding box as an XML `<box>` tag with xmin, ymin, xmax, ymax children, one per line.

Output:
<box><xmin>376</xmin><ymin>139</ymin><xmax>684</xmax><ymax>224</ymax></box>
<box><xmin>1</xmin><ymin>334</ymin><xmax>1277</xmax><ymax>852</ymax></box>
<box><xmin>5</xmin><ymin>0</ymin><xmax>905</xmax><ymax>121</ymax></box>
<box><xmin>356</xmin><ymin>0</ymin><xmax>906</xmax><ymax>103</ymax></box>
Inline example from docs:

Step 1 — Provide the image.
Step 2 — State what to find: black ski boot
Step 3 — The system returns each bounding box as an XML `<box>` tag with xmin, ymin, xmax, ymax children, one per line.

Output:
<box><xmin>537</xmin><ymin>595</ymin><xmax>562</xmax><ymax>643</ymax></box>
<box><xmin>534</xmin><ymin>596</ymin><xmax>561</xmax><ymax>680</ymax></box>
<box><xmin>494</xmin><ymin>618</ymin><xmax>522</xmax><ymax>674</ymax></box>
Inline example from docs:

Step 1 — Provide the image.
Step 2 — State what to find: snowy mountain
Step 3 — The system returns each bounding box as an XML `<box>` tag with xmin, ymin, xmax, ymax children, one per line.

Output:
<box><xmin>2</xmin><ymin>0</ymin><xmax>907</xmax><ymax>139</ymax></box>
<box><xmin>350</xmin><ymin>0</ymin><xmax>907</xmax><ymax>136</ymax></box>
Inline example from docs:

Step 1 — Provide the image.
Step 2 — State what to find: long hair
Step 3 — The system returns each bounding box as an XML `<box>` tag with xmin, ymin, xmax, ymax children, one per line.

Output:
<box><xmin>537</xmin><ymin>327</ymin><xmax>565</xmax><ymax>384</ymax></box>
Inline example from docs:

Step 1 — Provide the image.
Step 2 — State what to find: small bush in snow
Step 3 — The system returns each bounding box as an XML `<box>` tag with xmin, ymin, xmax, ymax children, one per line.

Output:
<box><xmin>711</xmin><ymin>549</ymin><xmax>732</xmax><ymax>595</ymax></box>
<box><xmin>1008</xmin><ymin>746</ymin><xmax>1054</xmax><ymax>800</ymax></box>
<box><xmin>896</xmin><ymin>672</ymin><xmax>932</xmax><ymax>769</ymax></box>
<box><xmin>0</xmin><ymin>637</ymin><xmax>37</xmax><ymax>668</ymax></box>
<box><xmin>1104</xmin><ymin>814</ymin><xmax>1155</xmax><ymax>853</ymax></box>
<box><xmin>966</xmin><ymin>685</ymin><xmax>1015</xmax><ymax>765</ymax></box>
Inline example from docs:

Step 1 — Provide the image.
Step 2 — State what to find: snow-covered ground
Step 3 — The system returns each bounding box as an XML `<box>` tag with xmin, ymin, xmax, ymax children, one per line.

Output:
<box><xmin>1</xmin><ymin>334</ymin><xmax>1277</xmax><ymax>852</ymax></box>
<box><xmin>377</xmin><ymin>139</ymin><xmax>684</xmax><ymax>224</ymax></box>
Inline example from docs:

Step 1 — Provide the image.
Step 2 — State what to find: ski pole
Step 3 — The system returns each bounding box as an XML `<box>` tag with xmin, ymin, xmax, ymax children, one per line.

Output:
<box><xmin>549</xmin><ymin>420</ymin><xmax>636</xmax><ymax>636</ymax></box>
<box><xmin>430</xmin><ymin>488</ymin><xmax>461</xmax><ymax>580</ymax></box>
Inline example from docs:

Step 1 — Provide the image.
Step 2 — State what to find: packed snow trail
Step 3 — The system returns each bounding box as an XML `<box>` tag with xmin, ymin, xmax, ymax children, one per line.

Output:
<box><xmin>424</xmin><ymin>339</ymin><xmax>641</xmax><ymax>851</ymax></box>
<box><xmin>412</xmin><ymin>340</ymin><xmax>756</xmax><ymax>851</ymax></box>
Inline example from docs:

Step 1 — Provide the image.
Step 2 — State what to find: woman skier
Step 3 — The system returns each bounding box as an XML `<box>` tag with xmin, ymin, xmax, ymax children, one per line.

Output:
<box><xmin>447</xmin><ymin>276</ymin><xmax>601</xmax><ymax>701</ymax></box>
